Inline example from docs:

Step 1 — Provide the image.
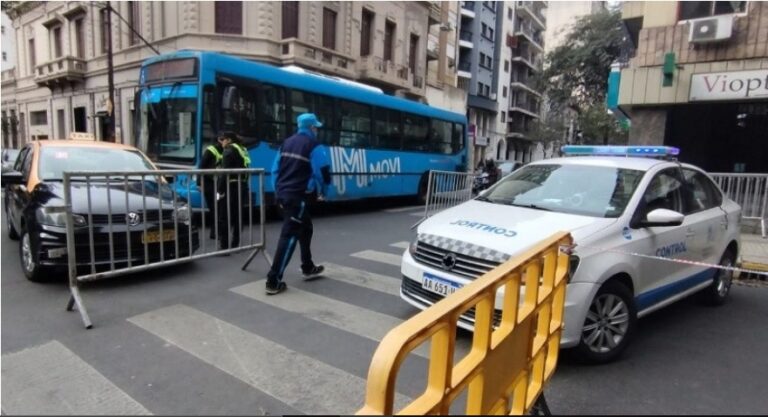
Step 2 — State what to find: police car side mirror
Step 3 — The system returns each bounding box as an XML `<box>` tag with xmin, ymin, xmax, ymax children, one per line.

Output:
<box><xmin>640</xmin><ymin>208</ymin><xmax>684</xmax><ymax>228</ymax></box>
<box><xmin>1</xmin><ymin>171</ymin><xmax>23</xmax><ymax>186</ymax></box>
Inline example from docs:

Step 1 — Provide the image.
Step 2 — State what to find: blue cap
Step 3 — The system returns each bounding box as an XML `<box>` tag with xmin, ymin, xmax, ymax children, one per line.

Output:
<box><xmin>297</xmin><ymin>113</ymin><xmax>323</xmax><ymax>129</ymax></box>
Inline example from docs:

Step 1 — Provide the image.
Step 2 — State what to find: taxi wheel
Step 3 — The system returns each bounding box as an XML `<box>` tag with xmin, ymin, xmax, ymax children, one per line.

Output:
<box><xmin>574</xmin><ymin>280</ymin><xmax>637</xmax><ymax>364</ymax></box>
<box><xmin>698</xmin><ymin>250</ymin><xmax>734</xmax><ymax>306</ymax></box>
<box><xmin>19</xmin><ymin>230</ymin><xmax>47</xmax><ymax>282</ymax></box>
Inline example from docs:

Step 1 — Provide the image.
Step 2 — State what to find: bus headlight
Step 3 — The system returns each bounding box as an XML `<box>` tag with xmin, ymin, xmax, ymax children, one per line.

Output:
<box><xmin>174</xmin><ymin>204</ymin><xmax>191</xmax><ymax>226</ymax></box>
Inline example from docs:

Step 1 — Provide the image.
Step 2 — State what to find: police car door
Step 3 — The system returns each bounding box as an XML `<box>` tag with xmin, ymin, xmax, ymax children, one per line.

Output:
<box><xmin>627</xmin><ymin>167</ymin><xmax>697</xmax><ymax>310</ymax></box>
<box><xmin>681</xmin><ymin>168</ymin><xmax>727</xmax><ymax>267</ymax></box>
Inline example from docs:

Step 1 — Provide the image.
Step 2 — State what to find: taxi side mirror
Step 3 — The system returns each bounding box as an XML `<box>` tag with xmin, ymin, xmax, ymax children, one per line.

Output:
<box><xmin>1</xmin><ymin>171</ymin><xmax>23</xmax><ymax>186</ymax></box>
<box><xmin>639</xmin><ymin>208</ymin><xmax>684</xmax><ymax>228</ymax></box>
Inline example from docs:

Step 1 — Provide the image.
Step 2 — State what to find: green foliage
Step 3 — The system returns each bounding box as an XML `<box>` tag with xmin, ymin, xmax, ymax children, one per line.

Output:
<box><xmin>577</xmin><ymin>106</ymin><xmax>628</xmax><ymax>145</ymax></box>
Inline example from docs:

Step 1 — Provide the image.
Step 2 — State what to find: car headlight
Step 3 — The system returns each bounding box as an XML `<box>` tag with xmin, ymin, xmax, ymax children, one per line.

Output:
<box><xmin>409</xmin><ymin>238</ymin><xmax>419</xmax><ymax>256</ymax></box>
<box><xmin>568</xmin><ymin>255</ymin><xmax>580</xmax><ymax>282</ymax></box>
<box><xmin>36</xmin><ymin>207</ymin><xmax>87</xmax><ymax>227</ymax></box>
<box><xmin>174</xmin><ymin>204</ymin><xmax>191</xmax><ymax>225</ymax></box>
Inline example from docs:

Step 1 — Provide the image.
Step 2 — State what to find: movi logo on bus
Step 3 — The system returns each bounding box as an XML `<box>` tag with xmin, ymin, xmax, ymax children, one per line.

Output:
<box><xmin>330</xmin><ymin>147</ymin><xmax>401</xmax><ymax>195</ymax></box>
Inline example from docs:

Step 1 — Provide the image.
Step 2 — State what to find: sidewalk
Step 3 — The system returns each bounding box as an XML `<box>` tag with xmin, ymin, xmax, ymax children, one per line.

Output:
<box><xmin>740</xmin><ymin>233</ymin><xmax>768</xmax><ymax>274</ymax></box>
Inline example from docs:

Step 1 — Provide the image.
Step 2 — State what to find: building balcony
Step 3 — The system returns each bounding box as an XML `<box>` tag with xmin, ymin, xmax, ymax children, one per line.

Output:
<box><xmin>511</xmin><ymin>53</ymin><xmax>541</xmax><ymax>72</ymax></box>
<box><xmin>280</xmin><ymin>39</ymin><xmax>356</xmax><ymax>79</ymax></box>
<box><xmin>509</xmin><ymin>100</ymin><xmax>540</xmax><ymax>118</ymax></box>
<box><xmin>356</xmin><ymin>56</ymin><xmax>412</xmax><ymax>91</ymax></box>
<box><xmin>1</xmin><ymin>68</ymin><xmax>16</xmax><ymax>86</ymax></box>
<box><xmin>460</xmin><ymin>1</ymin><xmax>476</xmax><ymax>18</ymax></box>
<box><xmin>457</xmin><ymin>60</ymin><xmax>472</xmax><ymax>78</ymax></box>
<box><xmin>428</xmin><ymin>1</ymin><xmax>442</xmax><ymax>26</ymax></box>
<box><xmin>34</xmin><ymin>56</ymin><xmax>86</xmax><ymax>87</ymax></box>
<box><xmin>510</xmin><ymin>79</ymin><xmax>542</xmax><ymax>97</ymax></box>
<box><xmin>514</xmin><ymin>24</ymin><xmax>545</xmax><ymax>52</ymax></box>
<box><xmin>411</xmin><ymin>73</ymin><xmax>424</xmax><ymax>92</ymax></box>
<box><xmin>459</xmin><ymin>30</ymin><xmax>474</xmax><ymax>49</ymax></box>
<box><xmin>427</xmin><ymin>38</ymin><xmax>440</xmax><ymax>61</ymax></box>
<box><xmin>515</xmin><ymin>1</ymin><xmax>547</xmax><ymax>30</ymax></box>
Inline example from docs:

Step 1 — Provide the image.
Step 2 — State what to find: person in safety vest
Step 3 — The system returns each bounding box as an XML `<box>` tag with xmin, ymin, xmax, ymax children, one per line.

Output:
<box><xmin>216</xmin><ymin>131</ymin><xmax>250</xmax><ymax>252</ymax></box>
<box><xmin>265</xmin><ymin>113</ymin><xmax>331</xmax><ymax>295</ymax></box>
<box><xmin>200</xmin><ymin>138</ymin><xmax>223</xmax><ymax>239</ymax></box>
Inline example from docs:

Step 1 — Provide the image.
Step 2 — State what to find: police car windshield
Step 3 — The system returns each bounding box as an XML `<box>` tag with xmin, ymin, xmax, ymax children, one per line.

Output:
<box><xmin>480</xmin><ymin>164</ymin><xmax>645</xmax><ymax>218</ymax></box>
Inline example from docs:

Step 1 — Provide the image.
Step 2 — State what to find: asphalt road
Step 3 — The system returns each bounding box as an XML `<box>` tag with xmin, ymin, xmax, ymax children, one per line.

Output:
<box><xmin>2</xmin><ymin>199</ymin><xmax>767</xmax><ymax>415</ymax></box>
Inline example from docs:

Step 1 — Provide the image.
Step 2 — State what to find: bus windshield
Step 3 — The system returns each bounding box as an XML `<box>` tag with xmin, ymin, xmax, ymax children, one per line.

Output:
<box><xmin>136</xmin><ymin>84</ymin><xmax>198</xmax><ymax>164</ymax></box>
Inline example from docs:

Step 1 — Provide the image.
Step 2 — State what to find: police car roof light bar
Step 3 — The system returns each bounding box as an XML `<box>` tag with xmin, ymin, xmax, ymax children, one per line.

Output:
<box><xmin>561</xmin><ymin>145</ymin><xmax>680</xmax><ymax>157</ymax></box>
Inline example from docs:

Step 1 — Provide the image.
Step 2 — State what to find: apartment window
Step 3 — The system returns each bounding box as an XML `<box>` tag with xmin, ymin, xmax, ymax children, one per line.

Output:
<box><xmin>501</xmin><ymin>112</ymin><xmax>506</xmax><ymax>123</ymax></box>
<box><xmin>484</xmin><ymin>84</ymin><xmax>490</xmax><ymax>96</ymax></box>
<box><xmin>128</xmin><ymin>1</ymin><xmax>141</xmax><ymax>45</ymax></box>
<box><xmin>504</xmin><ymin>60</ymin><xmax>509</xmax><ymax>72</ymax></box>
<box><xmin>502</xmin><ymin>86</ymin><xmax>507</xmax><ymax>98</ymax></box>
<box><xmin>360</xmin><ymin>9</ymin><xmax>374</xmax><ymax>56</ymax></box>
<box><xmin>323</xmin><ymin>8</ymin><xmax>337</xmax><ymax>49</ymax></box>
<box><xmin>1</xmin><ymin>25</ymin><xmax>5</xmax><ymax>34</ymax></box>
<box><xmin>52</xmin><ymin>26</ymin><xmax>62</xmax><ymax>58</ymax></box>
<box><xmin>74</xmin><ymin>18</ymin><xmax>85</xmax><ymax>58</ymax></box>
<box><xmin>100</xmin><ymin>8</ymin><xmax>109</xmax><ymax>53</ymax></box>
<box><xmin>215</xmin><ymin>1</ymin><xmax>242</xmax><ymax>34</ymax></box>
<box><xmin>282</xmin><ymin>1</ymin><xmax>299</xmax><ymax>39</ymax></box>
<box><xmin>384</xmin><ymin>20</ymin><xmax>395</xmax><ymax>61</ymax></box>
<box><xmin>2</xmin><ymin>52</ymin><xmax>6</xmax><ymax>61</ymax></box>
<box><xmin>679</xmin><ymin>1</ymin><xmax>746</xmax><ymax>20</ymax></box>
<box><xmin>488</xmin><ymin>28</ymin><xmax>494</xmax><ymax>39</ymax></box>
<box><xmin>481</xmin><ymin>23</ymin><xmax>487</xmax><ymax>36</ymax></box>
<box><xmin>508</xmin><ymin>7</ymin><xmax>513</xmax><ymax>19</ymax></box>
<box><xmin>409</xmin><ymin>33</ymin><xmax>419</xmax><ymax>73</ymax></box>
<box><xmin>30</xmin><ymin>111</ymin><xmax>48</xmax><ymax>126</ymax></box>
<box><xmin>28</xmin><ymin>38</ymin><xmax>36</xmax><ymax>72</ymax></box>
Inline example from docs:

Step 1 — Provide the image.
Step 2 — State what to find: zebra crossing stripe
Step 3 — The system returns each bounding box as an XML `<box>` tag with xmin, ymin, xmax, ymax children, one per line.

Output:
<box><xmin>390</xmin><ymin>241</ymin><xmax>410</xmax><ymax>250</ymax></box>
<box><xmin>230</xmin><ymin>281</ymin><xmax>430</xmax><ymax>358</ymax></box>
<box><xmin>322</xmin><ymin>262</ymin><xmax>401</xmax><ymax>296</ymax></box>
<box><xmin>1</xmin><ymin>340</ymin><xmax>151</xmax><ymax>415</ymax></box>
<box><xmin>127</xmin><ymin>304</ymin><xmax>411</xmax><ymax>415</ymax></box>
<box><xmin>350</xmin><ymin>249</ymin><xmax>402</xmax><ymax>266</ymax></box>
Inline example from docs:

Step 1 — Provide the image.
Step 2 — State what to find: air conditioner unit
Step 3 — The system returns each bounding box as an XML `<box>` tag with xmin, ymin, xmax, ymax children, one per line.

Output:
<box><xmin>490</xmin><ymin>92</ymin><xmax>497</xmax><ymax>100</ymax></box>
<box><xmin>689</xmin><ymin>15</ymin><xmax>734</xmax><ymax>44</ymax></box>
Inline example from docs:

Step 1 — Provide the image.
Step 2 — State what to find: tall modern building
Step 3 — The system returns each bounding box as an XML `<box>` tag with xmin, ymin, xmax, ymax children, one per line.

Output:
<box><xmin>0</xmin><ymin>1</ymin><xmax>463</xmax><ymax>148</ymax></box>
<box><xmin>617</xmin><ymin>1</ymin><xmax>767</xmax><ymax>172</ymax></box>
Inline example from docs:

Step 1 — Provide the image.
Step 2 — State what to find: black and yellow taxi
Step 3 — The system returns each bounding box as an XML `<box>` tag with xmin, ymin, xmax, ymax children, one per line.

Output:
<box><xmin>2</xmin><ymin>140</ymin><xmax>199</xmax><ymax>281</ymax></box>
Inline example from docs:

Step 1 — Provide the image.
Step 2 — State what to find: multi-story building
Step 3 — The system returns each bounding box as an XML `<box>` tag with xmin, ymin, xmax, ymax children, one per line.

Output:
<box><xmin>457</xmin><ymin>1</ymin><xmax>500</xmax><ymax>169</ymax></box>
<box><xmin>496</xmin><ymin>0</ymin><xmax>547</xmax><ymax>164</ymax></box>
<box><xmin>2</xmin><ymin>11</ymin><xmax>20</xmax><ymax>149</ymax></box>
<box><xmin>426</xmin><ymin>1</ymin><xmax>468</xmax><ymax>114</ymax></box>
<box><xmin>617</xmin><ymin>1</ymin><xmax>768</xmax><ymax>172</ymax></box>
<box><xmin>1</xmin><ymin>1</ymin><xmax>463</xmax><ymax>148</ymax></box>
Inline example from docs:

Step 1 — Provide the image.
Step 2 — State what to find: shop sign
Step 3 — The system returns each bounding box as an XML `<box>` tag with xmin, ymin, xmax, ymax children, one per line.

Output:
<box><xmin>690</xmin><ymin>69</ymin><xmax>768</xmax><ymax>102</ymax></box>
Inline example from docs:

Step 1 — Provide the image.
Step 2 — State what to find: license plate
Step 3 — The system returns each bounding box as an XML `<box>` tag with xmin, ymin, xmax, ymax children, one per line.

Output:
<box><xmin>142</xmin><ymin>229</ymin><xmax>175</xmax><ymax>244</ymax></box>
<box><xmin>422</xmin><ymin>272</ymin><xmax>462</xmax><ymax>297</ymax></box>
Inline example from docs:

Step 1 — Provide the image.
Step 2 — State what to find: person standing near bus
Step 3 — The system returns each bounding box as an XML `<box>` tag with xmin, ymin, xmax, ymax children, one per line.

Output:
<box><xmin>265</xmin><ymin>113</ymin><xmax>331</xmax><ymax>295</ymax></box>
<box><xmin>216</xmin><ymin>131</ymin><xmax>250</xmax><ymax>252</ymax></box>
<box><xmin>200</xmin><ymin>138</ymin><xmax>223</xmax><ymax>239</ymax></box>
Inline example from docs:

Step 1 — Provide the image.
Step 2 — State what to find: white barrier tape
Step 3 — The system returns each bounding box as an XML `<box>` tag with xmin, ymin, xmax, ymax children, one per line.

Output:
<box><xmin>574</xmin><ymin>245</ymin><xmax>768</xmax><ymax>278</ymax></box>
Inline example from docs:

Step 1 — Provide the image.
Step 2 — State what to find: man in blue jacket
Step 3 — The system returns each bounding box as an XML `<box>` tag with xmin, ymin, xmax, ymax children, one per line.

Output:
<box><xmin>266</xmin><ymin>113</ymin><xmax>332</xmax><ymax>295</ymax></box>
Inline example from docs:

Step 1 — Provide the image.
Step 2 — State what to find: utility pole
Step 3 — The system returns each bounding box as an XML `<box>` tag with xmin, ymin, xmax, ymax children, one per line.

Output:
<box><xmin>106</xmin><ymin>1</ymin><xmax>115</xmax><ymax>142</ymax></box>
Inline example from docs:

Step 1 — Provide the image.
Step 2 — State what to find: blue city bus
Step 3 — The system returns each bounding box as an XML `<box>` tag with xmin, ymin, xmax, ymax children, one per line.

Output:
<box><xmin>133</xmin><ymin>50</ymin><xmax>468</xmax><ymax>208</ymax></box>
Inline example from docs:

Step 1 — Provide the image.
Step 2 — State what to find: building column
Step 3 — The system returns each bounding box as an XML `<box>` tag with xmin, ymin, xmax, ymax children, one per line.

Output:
<box><xmin>627</xmin><ymin>107</ymin><xmax>667</xmax><ymax>145</ymax></box>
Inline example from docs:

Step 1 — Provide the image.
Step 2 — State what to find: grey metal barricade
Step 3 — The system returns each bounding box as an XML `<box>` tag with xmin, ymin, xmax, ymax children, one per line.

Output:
<box><xmin>413</xmin><ymin>170</ymin><xmax>476</xmax><ymax>229</ymax></box>
<box><xmin>710</xmin><ymin>173</ymin><xmax>767</xmax><ymax>238</ymax></box>
<box><xmin>63</xmin><ymin>168</ymin><xmax>271</xmax><ymax>328</ymax></box>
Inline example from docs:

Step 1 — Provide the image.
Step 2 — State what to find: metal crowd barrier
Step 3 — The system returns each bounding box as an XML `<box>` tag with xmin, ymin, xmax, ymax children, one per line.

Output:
<box><xmin>63</xmin><ymin>168</ymin><xmax>271</xmax><ymax>328</ymax></box>
<box><xmin>415</xmin><ymin>170</ymin><xmax>476</xmax><ymax>229</ymax></box>
<box><xmin>358</xmin><ymin>231</ymin><xmax>572</xmax><ymax>415</ymax></box>
<box><xmin>710</xmin><ymin>173</ymin><xmax>767</xmax><ymax>238</ymax></box>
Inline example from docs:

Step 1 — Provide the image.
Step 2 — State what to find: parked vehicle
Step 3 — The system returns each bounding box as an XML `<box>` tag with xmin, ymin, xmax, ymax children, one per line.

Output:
<box><xmin>2</xmin><ymin>140</ymin><xmax>199</xmax><ymax>282</ymax></box>
<box><xmin>401</xmin><ymin>146</ymin><xmax>741</xmax><ymax>363</ymax></box>
<box><xmin>2</xmin><ymin>148</ymin><xmax>20</xmax><ymax>174</ymax></box>
<box><xmin>496</xmin><ymin>160</ymin><xmax>524</xmax><ymax>177</ymax></box>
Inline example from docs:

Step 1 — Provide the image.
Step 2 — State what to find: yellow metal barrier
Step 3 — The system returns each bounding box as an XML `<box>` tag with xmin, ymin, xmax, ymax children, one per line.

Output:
<box><xmin>358</xmin><ymin>232</ymin><xmax>572</xmax><ymax>415</ymax></box>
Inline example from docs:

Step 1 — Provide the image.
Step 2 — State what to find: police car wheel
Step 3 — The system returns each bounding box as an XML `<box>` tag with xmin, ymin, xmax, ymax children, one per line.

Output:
<box><xmin>698</xmin><ymin>250</ymin><xmax>734</xmax><ymax>306</ymax></box>
<box><xmin>575</xmin><ymin>280</ymin><xmax>637</xmax><ymax>364</ymax></box>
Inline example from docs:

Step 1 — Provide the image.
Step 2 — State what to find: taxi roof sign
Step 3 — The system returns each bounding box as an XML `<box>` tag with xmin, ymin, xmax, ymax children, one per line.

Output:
<box><xmin>561</xmin><ymin>145</ymin><xmax>680</xmax><ymax>157</ymax></box>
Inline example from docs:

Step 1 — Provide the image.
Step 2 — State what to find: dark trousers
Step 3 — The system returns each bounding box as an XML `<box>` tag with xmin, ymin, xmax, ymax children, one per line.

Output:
<box><xmin>267</xmin><ymin>197</ymin><xmax>314</xmax><ymax>283</ymax></box>
<box><xmin>202</xmin><ymin>179</ymin><xmax>217</xmax><ymax>239</ymax></box>
<box><xmin>217</xmin><ymin>182</ymin><xmax>246</xmax><ymax>250</ymax></box>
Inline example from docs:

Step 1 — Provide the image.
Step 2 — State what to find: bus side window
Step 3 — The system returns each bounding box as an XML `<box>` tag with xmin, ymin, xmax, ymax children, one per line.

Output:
<box><xmin>339</xmin><ymin>99</ymin><xmax>371</xmax><ymax>148</ymax></box>
<box><xmin>430</xmin><ymin>119</ymin><xmax>454</xmax><ymax>154</ymax></box>
<box><xmin>374</xmin><ymin>108</ymin><xmax>401</xmax><ymax>150</ymax></box>
<box><xmin>403</xmin><ymin>114</ymin><xmax>429</xmax><ymax>152</ymax></box>
<box><xmin>202</xmin><ymin>85</ymin><xmax>216</xmax><ymax>144</ymax></box>
<box><xmin>314</xmin><ymin>94</ymin><xmax>337</xmax><ymax>146</ymax></box>
<box><xmin>259</xmin><ymin>84</ymin><xmax>287</xmax><ymax>143</ymax></box>
<box><xmin>452</xmin><ymin>123</ymin><xmax>464</xmax><ymax>153</ymax></box>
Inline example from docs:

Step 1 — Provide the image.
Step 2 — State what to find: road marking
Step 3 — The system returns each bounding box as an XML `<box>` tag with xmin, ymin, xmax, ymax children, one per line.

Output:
<box><xmin>1</xmin><ymin>340</ymin><xmax>151</xmax><ymax>415</ymax></box>
<box><xmin>382</xmin><ymin>205</ymin><xmax>423</xmax><ymax>213</ymax></box>
<box><xmin>127</xmin><ymin>304</ymin><xmax>411</xmax><ymax>415</ymax></box>
<box><xmin>323</xmin><ymin>262</ymin><xmax>401</xmax><ymax>296</ymax></box>
<box><xmin>390</xmin><ymin>241</ymin><xmax>410</xmax><ymax>250</ymax></box>
<box><xmin>351</xmin><ymin>249</ymin><xmax>401</xmax><ymax>266</ymax></box>
<box><xmin>231</xmin><ymin>281</ymin><xmax>429</xmax><ymax>358</ymax></box>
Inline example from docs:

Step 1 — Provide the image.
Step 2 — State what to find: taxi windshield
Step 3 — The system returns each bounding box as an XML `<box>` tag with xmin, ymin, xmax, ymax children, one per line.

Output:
<box><xmin>480</xmin><ymin>164</ymin><xmax>645</xmax><ymax>218</ymax></box>
<box><xmin>38</xmin><ymin>147</ymin><xmax>155</xmax><ymax>181</ymax></box>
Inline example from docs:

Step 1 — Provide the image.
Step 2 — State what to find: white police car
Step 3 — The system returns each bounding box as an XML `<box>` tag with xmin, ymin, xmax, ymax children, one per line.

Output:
<box><xmin>401</xmin><ymin>146</ymin><xmax>741</xmax><ymax>363</ymax></box>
